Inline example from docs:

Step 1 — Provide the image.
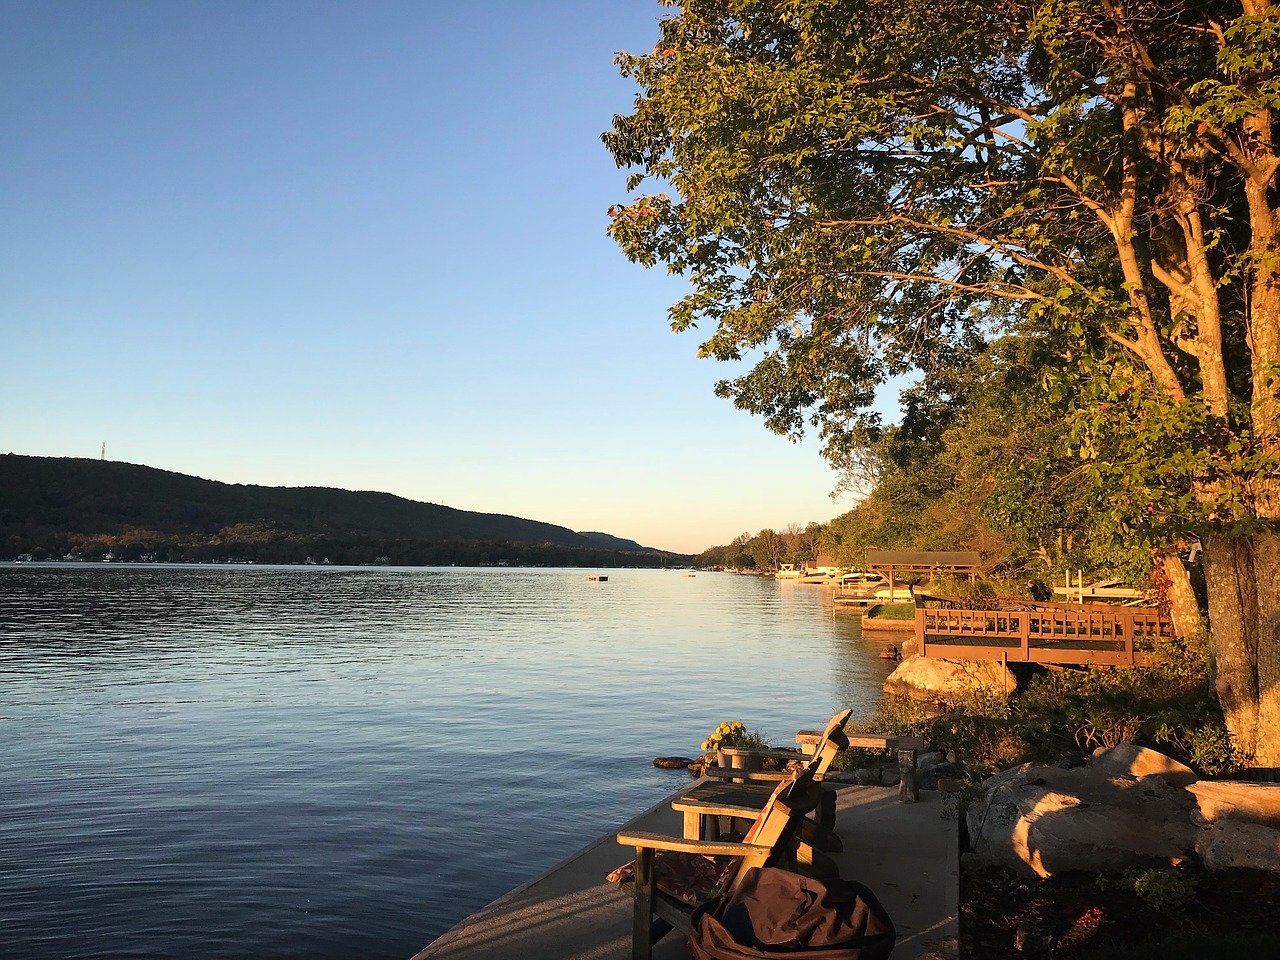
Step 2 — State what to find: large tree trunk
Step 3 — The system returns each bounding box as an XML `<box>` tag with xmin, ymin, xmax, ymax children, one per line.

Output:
<box><xmin>1203</xmin><ymin>532</ymin><xmax>1280</xmax><ymax>766</ymax></box>
<box><xmin>1158</xmin><ymin>549</ymin><xmax>1203</xmax><ymax>640</ymax></box>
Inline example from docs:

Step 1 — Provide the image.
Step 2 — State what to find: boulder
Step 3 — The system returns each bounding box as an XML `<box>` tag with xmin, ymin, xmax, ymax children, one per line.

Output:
<box><xmin>1188</xmin><ymin>780</ymin><xmax>1280</xmax><ymax>827</ymax></box>
<box><xmin>984</xmin><ymin>762</ymin><xmax>1046</xmax><ymax>789</ymax></box>
<box><xmin>920</xmin><ymin>761</ymin><xmax>966</xmax><ymax>791</ymax></box>
<box><xmin>882</xmin><ymin>656</ymin><xmax>1016</xmax><ymax>702</ymax></box>
<box><xmin>1088</xmin><ymin>743</ymin><xmax>1197</xmax><ymax>787</ymax></box>
<box><xmin>852</xmin><ymin>766</ymin><xmax>883</xmax><ymax>786</ymax></box>
<box><xmin>915</xmin><ymin>751</ymin><xmax>947</xmax><ymax>772</ymax></box>
<box><xmin>1196</xmin><ymin>819</ymin><xmax>1280</xmax><ymax>872</ymax></box>
<box><xmin>966</xmin><ymin>765</ymin><xmax>1197</xmax><ymax>878</ymax></box>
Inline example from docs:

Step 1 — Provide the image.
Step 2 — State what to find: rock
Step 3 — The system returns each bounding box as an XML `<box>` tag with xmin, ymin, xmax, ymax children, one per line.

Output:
<box><xmin>1188</xmin><ymin>780</ymin><xmax>1280</xmax><ymax>827</ymax></box>
<box><xmin>1089</xmin><ymin>743</ymin><xmax>1197</xmax><ymax>787</ymax></box>
<box><xmin>824</xmin><ymin>770</ymin><xmax>858</xmax><ymax>784</ymax></box>
<box><xmin>653</xmin><ymin>756</ymin><xmax>695</xmax><ymax>768</ymax></box>
<box><xmin>883</xmin><ymin>656</ymin><xmax>1016</xmax><ymax>702</ymax></box>
<box><xmin>921</xmin><ymin>761</ymin><xmax>965</xmax><ymax>791</ymax></box>
<box><xmin>916</xmin><ymin>751</ymin><xmax>947</xmax><ymax>772</ymax></box>
<box><xmin>1196</xmin><ymin>818</ymin><xmax>1280</xmax><ymax>871</ymax></box>
<box><xmin>879</xmin><ymin>643</ymin><xmax>900</xmax><ymax>660</ymax></box>
<box><xmin>966</xmin><ymin>765</ymin><xmax>1197</xmax><ymax>878</ymax></box>
<box><xmin>983</xmin><ymin>762</ymin><xmax>1046</xmax><ymax>789</ymax></box>
<box><xmin>853</xmin><ymin>766</ymin><xmax>883</xmax><ymax>786</ymax></box>
<box><xmin>880</xmin><ymin>766</ymin><xmax>901</xmax><ymax>787</ymax></box>
<box><xmin>899</xmin><ymin>636</ymin><xmax>920</xmax><ymax>659</ymax></box>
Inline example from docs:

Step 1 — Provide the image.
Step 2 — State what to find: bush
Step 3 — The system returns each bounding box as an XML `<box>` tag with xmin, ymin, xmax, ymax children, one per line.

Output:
<box><xmin>842</xmin><ymin>628</ymin><xmax>1235</xmax><ymax>778</ymax></box>
<box><xmin>839</xmin><ymin>689</ymin><xmax>1028</xmax><ymax>775</ymax></box>
<box><xmin>1011</xmin><ymin>633</ymin><xmax>1240</xmax><ymax>773</ymax></box>
<box><xmin>1099</xmin><ymin>866</ymin><xmax>1199</xmax><ymax>915</ymax></box>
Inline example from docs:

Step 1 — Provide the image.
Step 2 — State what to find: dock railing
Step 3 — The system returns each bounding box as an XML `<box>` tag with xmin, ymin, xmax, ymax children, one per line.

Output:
<box><xmin>914</xmin><ymin>593</ymin><xmax>1171</xmax><ymax>667</ymax></box>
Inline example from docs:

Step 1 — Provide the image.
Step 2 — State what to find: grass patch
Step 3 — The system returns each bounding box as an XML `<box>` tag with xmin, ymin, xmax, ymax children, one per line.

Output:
<box><xmin>867</xmin><ymin>602</ymin><xmax>915</xmax><ymax>620</ymax></box>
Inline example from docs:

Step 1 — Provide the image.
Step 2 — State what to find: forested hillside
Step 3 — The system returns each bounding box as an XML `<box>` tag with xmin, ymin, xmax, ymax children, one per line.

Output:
<box><xmin>0</xmin><ymin>455</ymin><xmax>682</xmax><ymax>566</ymax></box>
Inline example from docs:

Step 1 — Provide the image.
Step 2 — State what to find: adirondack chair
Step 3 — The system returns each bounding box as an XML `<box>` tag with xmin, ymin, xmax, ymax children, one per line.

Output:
<box><xmin>703</xmin><ymin>708</ymin><xmax>852</xmax><ymax>784</ymax></box>
<box><xmin>607</xmin><ymin>764</ymin><xmax>823</xmax><ymax>960</ymax></box>
<box><xmin>679</xmin><ymin>708</ymin><xmax>853</xmax><ymax>845</ymax></box>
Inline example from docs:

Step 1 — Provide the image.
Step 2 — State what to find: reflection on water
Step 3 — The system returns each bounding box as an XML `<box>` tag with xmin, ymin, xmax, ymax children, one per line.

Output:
<box><xmin>0</xmin><ymin>565</ymin><xmax>893</xmax><ymax>960</ymax></box>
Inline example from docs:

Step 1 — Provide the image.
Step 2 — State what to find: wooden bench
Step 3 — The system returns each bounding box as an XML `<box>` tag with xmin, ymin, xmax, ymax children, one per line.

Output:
<box><xmin>797</xmin><ymin>729</ymin><xmax>927</xmax><ymax>802</ymax></box>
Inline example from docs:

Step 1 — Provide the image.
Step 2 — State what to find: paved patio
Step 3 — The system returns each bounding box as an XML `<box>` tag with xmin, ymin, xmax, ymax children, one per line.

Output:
<box><xmin>410</xmin><ymin>783</ymin><xmax>959</xmax><ymax>960</ymax></box>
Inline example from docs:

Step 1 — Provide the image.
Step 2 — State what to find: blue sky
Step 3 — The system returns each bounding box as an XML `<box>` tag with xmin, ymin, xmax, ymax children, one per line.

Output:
<box><xmin>1</xmin><ymin>0</ymin><xmax>885</xmax><ymax>554</ymax></box>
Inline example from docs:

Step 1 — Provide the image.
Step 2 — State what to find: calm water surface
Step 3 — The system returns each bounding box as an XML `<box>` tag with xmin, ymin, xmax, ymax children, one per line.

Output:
<box><xmin>0</xmin><ymin>565</ymin><xmax>893</xmax><ymax>959</ymax></box>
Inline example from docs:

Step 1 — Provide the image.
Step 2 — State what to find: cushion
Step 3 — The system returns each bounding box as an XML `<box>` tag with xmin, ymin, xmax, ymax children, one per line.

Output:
<box><xmin>606</xmin><ymin>851</ymin><xmax>736</xmax><ymax>906</ymax></box>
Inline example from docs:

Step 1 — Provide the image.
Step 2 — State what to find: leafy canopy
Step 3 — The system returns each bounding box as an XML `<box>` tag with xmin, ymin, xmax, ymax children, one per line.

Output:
<box><xmin>604</xmin><ymin>0</ymin><xmax>1280</xmax><ymax>540</ymax></box>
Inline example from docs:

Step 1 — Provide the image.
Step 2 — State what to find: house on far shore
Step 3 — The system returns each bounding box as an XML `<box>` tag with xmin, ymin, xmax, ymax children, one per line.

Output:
<box><xmin>803</xmin><ymin>554</ymin><xmax>842</xmax><ymax>578</ymax></box>
<box><xmin>775</xmin><ymin>562</ymin><xmax>804</xmax><ymax>580</ymax></box>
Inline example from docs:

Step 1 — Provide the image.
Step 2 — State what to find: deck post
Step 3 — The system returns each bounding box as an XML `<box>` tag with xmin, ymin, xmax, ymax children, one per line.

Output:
<box><xmin>897</xmin><ymin>748</ymin><xmax>919</xmax><ymax>803</ymax></box>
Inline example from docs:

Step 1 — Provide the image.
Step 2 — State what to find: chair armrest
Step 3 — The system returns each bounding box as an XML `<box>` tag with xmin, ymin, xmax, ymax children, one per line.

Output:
<box><xmin>671</xmin><ymin>798</ymin><xmax>760</xmax><ymax>819</ymax></box>
<box><xmin>702</xmin><ymin>767</ymin><xmax>790</xmax><ymax>782</ymax></box>
<box><xmin>615</xmin><ymin>830</ymin><xmax>769</xmax><ymax>858</ymax></box>
<box><xmin>718</xmin><ymin>746</ymin><xmax>804</xmax><ymax>761</ymax></box>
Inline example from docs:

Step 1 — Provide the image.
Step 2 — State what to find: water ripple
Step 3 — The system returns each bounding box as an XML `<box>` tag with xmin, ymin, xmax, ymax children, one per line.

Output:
<box><xmin>0</xmin><ymin>565</ymin><xmax>893</xmax><ymax>959</ymax></box>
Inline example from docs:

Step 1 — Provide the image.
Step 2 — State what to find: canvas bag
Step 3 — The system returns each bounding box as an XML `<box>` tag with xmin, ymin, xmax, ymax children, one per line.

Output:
<box><xmin>687</xmin><ymin>866</ymin><xmax>896</xmax><ymax>960</ymax></box>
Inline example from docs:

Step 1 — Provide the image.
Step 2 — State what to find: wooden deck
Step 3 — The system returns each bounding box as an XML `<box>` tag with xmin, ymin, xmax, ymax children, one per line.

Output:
<box><xmin>915</xmin><ymin>595</ymin><xmax>1171</xmax><ymax>667</ymax></box>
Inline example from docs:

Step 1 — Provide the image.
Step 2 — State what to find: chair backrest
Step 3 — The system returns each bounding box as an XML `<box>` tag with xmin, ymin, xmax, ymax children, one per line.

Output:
<box><xmin>810</xmin><ymin>708</ymin><xmax>853</xmax><ymax>775</ymax></box>
<box><xmin>720</xmin><ymin>760</ymin><xmax>821</xmax><ymax>893</ymax></box>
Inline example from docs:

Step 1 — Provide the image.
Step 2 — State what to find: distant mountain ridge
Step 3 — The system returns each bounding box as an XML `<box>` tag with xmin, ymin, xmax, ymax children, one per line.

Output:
<box><xmin>576</xmin><ymin>531</ymin><xmax>648</xmax><ymax>551</ymax></box>
<box><xmin>0</xmin><ymin>455</ymin><xmax>678</xmax><ymax>565</ymax></box>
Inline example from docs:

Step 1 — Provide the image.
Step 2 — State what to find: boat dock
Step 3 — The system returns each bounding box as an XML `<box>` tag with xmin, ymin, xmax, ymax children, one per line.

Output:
<box><xmin>411</xmin><ymin>783</ymin><xmax>958</xmax><ymax>960</ymax></box>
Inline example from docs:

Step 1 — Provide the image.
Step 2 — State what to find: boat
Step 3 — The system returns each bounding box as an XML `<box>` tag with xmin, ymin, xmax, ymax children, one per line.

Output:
<box><xmin>586</xmin><ymin>575</ymin><xmax>608</xmax><ymax>582</ymax></box>
<box><xmin>832</xmin><ymin>571</ymin><xmax>888</xmax><ymax>608</ymax></box>
<box><xmin>838</xmin><ymin>571</ymin><xmax>884</xmax><ymax>590</ymax></box>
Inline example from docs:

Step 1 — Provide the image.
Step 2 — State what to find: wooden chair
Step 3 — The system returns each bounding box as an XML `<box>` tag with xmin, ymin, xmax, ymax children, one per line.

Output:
<box><xmin>607</xmin><ymin>764</ymin><xmax>822</xmax><ymax>960</ymax></box>
<box><xmin>703</xmin><ymin>708</ymin><xmax>853</xmax><ymax>783</ymax></box>
<box><xmin>708</xmin><ymin>709</ymin><xmax>926</xmax><ymax>805</ymax></box>
<box><xmin>677</xmin><ymin>709</ymin><xmax>853</xmax><ymax>845</ymax></box>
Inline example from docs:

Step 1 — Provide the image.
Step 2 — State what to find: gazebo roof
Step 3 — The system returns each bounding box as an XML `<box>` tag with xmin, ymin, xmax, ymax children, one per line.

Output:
<box><xmin>866</xmin><ymin>550</ymin><xmax>981</xmax><ymax>572</ymax></box>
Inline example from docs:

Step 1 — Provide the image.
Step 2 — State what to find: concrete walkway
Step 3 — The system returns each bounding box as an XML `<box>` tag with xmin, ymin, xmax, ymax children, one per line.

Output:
<box><xmin>410</xmin><ymin>783</ymin><xmax>959</xmax><ymax>960</ymax></box>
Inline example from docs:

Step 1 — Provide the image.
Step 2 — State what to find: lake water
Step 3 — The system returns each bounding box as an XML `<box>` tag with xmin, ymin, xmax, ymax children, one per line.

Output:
<box><xmin>0</xmin><ymin>565</ymin><xmax>894</xmax><ymax>960</ymax></box>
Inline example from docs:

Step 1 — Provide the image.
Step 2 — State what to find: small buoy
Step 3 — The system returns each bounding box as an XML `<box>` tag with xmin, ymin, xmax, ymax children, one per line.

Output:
<box><xmin>653</xmin><ymin>756</ymin><xmax>694</xmax><ymax>769</ymax></box>
<box><xmin>880</xmin><ymin>643</ymin><xmax>899</xmax><ymax>660</ymax></box>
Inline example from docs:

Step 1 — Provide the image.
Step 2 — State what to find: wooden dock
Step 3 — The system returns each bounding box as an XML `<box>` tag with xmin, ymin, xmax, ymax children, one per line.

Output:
<box><xmin>915</xmin><ymin>595</ymin><xmax>1171</xmax><ymax>667</ymax></box>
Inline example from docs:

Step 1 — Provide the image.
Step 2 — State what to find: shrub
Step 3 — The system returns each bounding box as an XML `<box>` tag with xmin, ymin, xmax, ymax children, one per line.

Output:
<box><xmin>841</xmin><ymin>689</ymin><xmax>1027</xmax><ymax>775</ymax></box>
<box><xmin>1012</xmin><ymin>633</ymin><xmax>1240</xmax><ymax>773</ymax></box>
<box><xmin>1104</xmin><ymin>866</ymin><xmax>1199</xmax><ymax>915</ymax></box>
